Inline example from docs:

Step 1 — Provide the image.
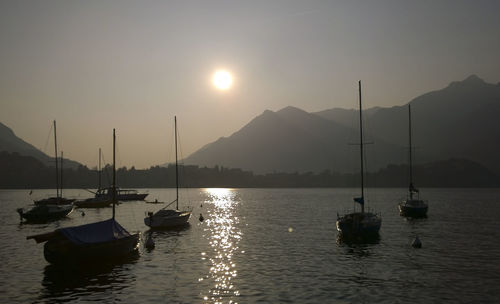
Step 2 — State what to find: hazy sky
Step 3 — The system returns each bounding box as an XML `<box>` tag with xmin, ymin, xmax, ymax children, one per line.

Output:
<box><xmin>1</xmin><ymin>0</ymin><xmax>499</xmax><ymax>168</ymax></box>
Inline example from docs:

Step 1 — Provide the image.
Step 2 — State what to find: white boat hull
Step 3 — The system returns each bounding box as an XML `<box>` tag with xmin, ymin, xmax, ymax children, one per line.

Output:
<box><xmin>144</xmin><ymin>211</ymin><xmax>191</xmax><ymax>228</ymax></box>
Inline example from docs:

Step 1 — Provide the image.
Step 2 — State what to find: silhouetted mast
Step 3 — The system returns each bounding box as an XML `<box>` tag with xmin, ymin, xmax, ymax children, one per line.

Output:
<box><xmin>359</xmin><ymin>81</ymin><xmax>365</xmax><ymax>214</ymax></box>
<box><xmin>409</xmin><ymin>104</ymin><xmax>414</xmax><ymax>200</ymax></box>
<box><xmin>175</xmin><ymin>116</ymin><xmax>179</xmax><ymax>210</ymax></box>
<box><xmin>53</xmin><ymin>120</ymin><xmax>59</xmax><ymax>198</ymax></box>
<box><xmin>112</xmin><ymin>129</ymin><xmax>116</xmax><ymax>220</ymax></box>
<box><xmin>98</xmin><ymin>148</ymin><xmax>102</xmax><ymax>190</ymax></box>
<box><xmin>60</xmin><ymin>151</ymin><xmax>63</xmax><ymax>198</ymax></box>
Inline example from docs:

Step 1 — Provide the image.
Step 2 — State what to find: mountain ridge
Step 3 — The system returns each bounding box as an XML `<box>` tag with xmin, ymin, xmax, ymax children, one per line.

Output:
<box><xmin>0</xmin><ymin>122</ymin><xmax>81</xmax><ymax>169</ymax></box>
<box><xmin>184</xmin><ymin>75</ymin><xmax>500</xmax><ymax>173</ymax></box>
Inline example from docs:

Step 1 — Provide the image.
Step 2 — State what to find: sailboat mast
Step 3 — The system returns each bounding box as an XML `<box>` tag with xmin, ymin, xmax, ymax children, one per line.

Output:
<box><xmin>175</xmin><ymin>116</ymin><xmax>179</xmax><ymax>210</ymax></box>
<box><xmin>53</xmin><ymin>120</ymin><xmax>59</xmax><ymax>198</ymax></box>
<box><xmin>112</xmin><ymin>129</ymin><xmax>116</xmax><ymax>219</ymax></box>
<box><xmin>98</xmin><ymin>148</ymin><xmax>102</xmax><ymax>190</ymax></box>
<box><xmin>60</xmin><ymin>151</ymin><xmax>63</xmax><ymax>198</ymax></box>
<box><xmin>408</xmin><ymin>104</ymin><xmax>413</xmax><ymax>199</ymax></box>
<box><xmin>358</xmin><ymin>81</ymin><xmax>365</xmax><ymax>214</ymax></box>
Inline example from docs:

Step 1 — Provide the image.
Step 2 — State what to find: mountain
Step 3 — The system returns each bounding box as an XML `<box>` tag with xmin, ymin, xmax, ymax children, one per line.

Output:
<box><xmin>185</xmin><ymin>75</ymin><xmax>500</xmax><ymax>174</ymax></box>
<box><xmin>184</xmin><ymin>106</ymin><xmax>403</xmax><ymax>173</ymax></box>
<box><xmin>318</xmin><ymin>75</ymin><xmax>500</xmax><ymax>173</ymax></box>
<box><xmin>0</xmin><ymin>122</ymin><xmax>81</xmax><ymax>169</ymax></box>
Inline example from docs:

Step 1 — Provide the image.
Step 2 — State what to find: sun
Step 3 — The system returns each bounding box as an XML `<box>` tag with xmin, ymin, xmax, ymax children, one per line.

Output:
<box><xmin>212</xmin><ymin>70</ymin><xmax>233</xmax><ymax>90</ymax></box>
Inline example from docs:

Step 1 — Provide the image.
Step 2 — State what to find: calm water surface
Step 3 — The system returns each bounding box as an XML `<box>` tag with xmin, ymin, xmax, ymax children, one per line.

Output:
<box><xmin>1</xmin><ymin>188</ymin><xmax>499</xmax><ymax>303</ymax></box>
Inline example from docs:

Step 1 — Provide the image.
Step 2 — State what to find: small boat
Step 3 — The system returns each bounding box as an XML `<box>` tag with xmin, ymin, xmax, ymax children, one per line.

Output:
<box><xmin>73</xmin><ymin>197</ymin><xmax>111</xmax><ymax>208</ymax></box>
<box><xmin>95</xmin><ymin>187</ymin><xmax>148</xmax><ymax>201</ymax></box>
<box><xmin>34</xmin><ymin>121</ymin><xmax>75</xmax><ymax>206</ymax></box>
<box><xmin>27</xmin><ymin>129</ymin><xmax>140</xmax><ymax>264</ymax></box>
<box><xmin>398</xmin><ymin>105</ymin><xmax>428</xmax><ymax>218</ymax></box>
<box><xmin>145</xmin><ymin>199</ymin><xmax>164</xmax><ymax>204</ymax></box>
<box><xmin>17</xmin><ymin>204</ymin><xmax>74</xmax><ymax>223</ymax></box>
<box><xmin>145</xmin><ymin>117</ymin><xmax>191</xmax><ymax>229</ymax></box>
<box><xmin>336</xmin><ymin>81</ymin><xmax>382</xmax><ymax>238</ymax></box>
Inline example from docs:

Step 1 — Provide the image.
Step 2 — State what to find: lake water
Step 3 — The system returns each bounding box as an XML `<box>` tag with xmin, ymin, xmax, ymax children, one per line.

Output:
<box><xmin>1</xmin><ymin>188</ymin><xmax>499</xmax><ymax>303</ymax></box>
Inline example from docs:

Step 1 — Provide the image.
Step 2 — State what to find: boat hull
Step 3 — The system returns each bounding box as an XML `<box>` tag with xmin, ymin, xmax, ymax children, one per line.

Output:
<box><xmin>96</xmin><ymin>193</ymin><xmax>148</xmax><ymax>201</ymax></box>
<box><xmin>399</xmin><ymin>199</ymin><xmax>428</xmax><ymax>218</ymax></box>
<box><xmin>43</xmin><ymin>233</ymin><xmax>140</xmax><ymax>264</ymax></box>
<box><xmin>74</xmin><ymin>198</ymin><xmax>111</xmax><ymax>208</ymax></box>
<box><xmin>34</xmin><ymin>197</ymin><xmax>76</xmax><ymax>206</ymax></box>
<box><xmin>19</xmin><ymin>205</ymin><xmax>74</xmax><ymax>223</ymax></box>
<box><xmin>336</xmin><ymin>212</ymin><xmax>381</xmax><ymax>237</ymax></box>
<box><xmin>398</xmin><ymin>204</ymin><xmax>428</xmax><ymax>218</ymax></box>
<box><xmin>144</xmin><ymin>212</ymin><xmax>191</xmax><ymax>229</ymax></box>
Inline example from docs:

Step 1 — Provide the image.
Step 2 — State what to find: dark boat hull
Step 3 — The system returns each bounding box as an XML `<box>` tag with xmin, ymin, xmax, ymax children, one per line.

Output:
<box><xmin>96</xmin><ymin>193</ymin><xmax>148</xmax><ymax>201</ymax></box>
<box><xmin>43</xmin><ymin>233</ymin><xmax>140</xmax><ymax>264</ymax></box>
<box><xmin>74</xmin><ymin>198</ymin><xmax>111</xmax><ymax>208</ymax></box>
<box><xmin>34</xmin><ymin>197</ymin><xmax>76</xmax><ymax>206</ymax></box>
<box><xmin>336</xmin><ymin>212</ymin><xmax>381</xmax><ymax>237</ymax></box>
<box><xmin>398</xmin><ymin>204</ymin><xmax>428</xmax><ymax>218</ymax></box>
<box><xmin>19</xmin><ymin>205</ymin><xmax>74</xmax><ymax>223</ymax></box>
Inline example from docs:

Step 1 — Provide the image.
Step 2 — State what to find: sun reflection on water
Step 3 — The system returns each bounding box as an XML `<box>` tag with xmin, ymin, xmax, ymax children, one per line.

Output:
<box><xmin>201</xmin><ymin>188</ymin><xmax>241</xmax><ymax>304</ymax></box>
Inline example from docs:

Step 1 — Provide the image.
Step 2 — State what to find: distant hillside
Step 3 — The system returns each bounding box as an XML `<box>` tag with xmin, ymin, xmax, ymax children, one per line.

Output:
<box><xmin>184</xmin><ymin>106</ymin><xmax>403</xmax><ymax>173</ymax></box>
<box><xmin>0</xmin><ymin>122</ymin><xmax>80</xmax><ymax>169</ymax></box>
<box><xmin>185</xmin><ymin>75</ymin><xmax>500</xmax><ymax>174</ymax></box>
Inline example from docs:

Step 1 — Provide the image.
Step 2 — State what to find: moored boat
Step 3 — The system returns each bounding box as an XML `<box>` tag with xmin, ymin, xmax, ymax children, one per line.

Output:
<box><xmin>34</xmin><ymin>121</ymin><xmax>75</xmax><ymax>206</ymax></box>
<box><xmin>27</xmin><ymin>129</ymin><xmax>140</xmax><ymax>264</ymax></box>
<box><xmin>145</xmin><ymin>116</ymin><xmax>191</xmax><ymax>229</ymax></box>
<box><xmin>17</xmin><ymin>204</ymin><xmax>74</xmax><ymax>223</ymax></box>
<box><xmin>398</xmin><ymin>105</ymin><xmax>428</xmax><ymax>218</ymax></box>
<box><xmin>336</xmin><ymin>81</ymin><xmax>381</xmax><ymax>238</ymax></box>
<box><xmin>73</xmin><ymin>197</ymin><xmax>111</xmax><ymax>208</ymax></box>
<box><xmin>95</xmin><ymin>187</ymin><xmax>148</xmax><ymax>201</ymax></box>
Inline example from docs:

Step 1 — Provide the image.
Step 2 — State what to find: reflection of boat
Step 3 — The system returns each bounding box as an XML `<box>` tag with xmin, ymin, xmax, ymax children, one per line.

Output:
<box><xmin>74</xmin><ymin>148</ymin><xmax>112</xmax><ymax>208</ymax></box>
<box><xmin>27</xmin><ymin>129</ymin><xmax>140</xmax><ymax>264</ymax></box>
<box><xmin>35</xmin><ymin>120</ymin><xmax>76</xmax><ymax>206</ymax></box>
<box><xmin>337</xmin><ymin>231</ymin><xmax>380</xmax><ymax>246</ymax></box>
<box><xmin>399</xmin><ymin>105</ymin><xmax>428</xmax><ymax>218</ymax></box>
<box><xmin>95</xmin><ymin>187</ymin><xmax>148</xmax><ymax>201</ymax></box>
<box><xmin>40</xmin><ymin>255</ymin><xmax>137</xmax><ymax>300</ymax></box>
<box><xmin>145</xmin><ymin>117</ymin><xmax>191</xmax><ymax>229</ymax></box>
<box><xmin>336</xmin><ymin>81</ymin><xmax>381</xmax><ymax>237</ymax></box>
<box><xmin>17</xmin><ymin>204</ymin><xmax>74</xmax><ymax>223</ymax></box>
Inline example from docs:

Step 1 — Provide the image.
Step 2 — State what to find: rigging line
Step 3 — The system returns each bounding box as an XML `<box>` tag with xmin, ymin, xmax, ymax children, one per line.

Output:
<box><xmin>41</xmin><ymin>122</ymin><xmax>54</xmax><ymax>156</ymax></box>
<box><xmin>102</xmin><ymin>153</ymin><xmax>112</xmax><ymax>188</ymax></box>
<box><xmin>175</xmin><ymin>122</ymin><xmax>192</xmax><ymax>207</ymax></box>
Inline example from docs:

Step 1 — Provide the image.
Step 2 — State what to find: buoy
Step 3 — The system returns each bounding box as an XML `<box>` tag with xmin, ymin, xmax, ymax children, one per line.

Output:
<box><xmin>199</xmin><ymin>213</ymin><xmax>204</xmax><ymax>222</ymax></box>
<box><xmin>412</xmin><ymin>236</ymin><xmax>422</xmax><ymax>248</ymax></box>
<box><xmin>145</xmin><ymin>235</ymin><xmax>155</xmax><ymax>249</ymax></box>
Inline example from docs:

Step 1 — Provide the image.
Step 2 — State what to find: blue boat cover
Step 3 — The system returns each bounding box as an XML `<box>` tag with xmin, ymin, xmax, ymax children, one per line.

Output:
<box><xmin>58</xmin><ymin>219</ymin><xmax>131</xmax><ymax>245</ymax></box>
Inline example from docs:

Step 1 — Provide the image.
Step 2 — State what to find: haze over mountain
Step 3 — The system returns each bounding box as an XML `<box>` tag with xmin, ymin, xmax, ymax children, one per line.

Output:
<box><xmin>0</xmin><ymin>122</ymin><xmax>80</xmax><ymax>169</ymax></box>
<box><xmin>185</xmin><ymin>75</ymin><xmax>500</xmax><ymax>173</ymax></box>
<box><xmin>185</xmin><ymin>105</ymin><xmax>404</xmax><ymax>174</ymax></box>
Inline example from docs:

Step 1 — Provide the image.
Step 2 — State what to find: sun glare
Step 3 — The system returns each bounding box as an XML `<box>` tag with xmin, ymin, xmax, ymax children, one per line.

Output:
<box><xmin>212</xmin><ymin>70</ymin><xmax>233</xmax><ymax>90</ymax></box>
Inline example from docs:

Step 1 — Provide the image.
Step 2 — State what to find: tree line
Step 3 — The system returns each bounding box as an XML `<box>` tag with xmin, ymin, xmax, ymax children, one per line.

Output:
<box><xmin>1</xmin><ymin>151</ymin><xmax>498</xmax><ymax>189</ymax></box>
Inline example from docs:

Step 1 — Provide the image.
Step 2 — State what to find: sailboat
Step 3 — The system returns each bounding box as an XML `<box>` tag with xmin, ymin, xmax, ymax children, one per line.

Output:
<box><xmin>398</xmin><ymin>105</ymin><xmax>428</xmax><ymax>218</ymax></box>
<box><xmin>336</xmin><ymin>81</ymin><xmax>382</xmax><ymax>237</ymax></box>
<box><xmin>18</xmin><ymin>150</ymin><xmax>75</xmax><ymax>223</ymax></box>
<box><xmin>144</xmin><ymin>116</ymin><xmax>191</xmax><ymax>229</ymax></box>
<box><xmin>34</xmin><ymin>120</ymin><xmax>75</xmax><ymax>206</ymax></box>
<box><xmin>74</xmin><ymin>148</ymin><xmax>112</xmax><ymax>208</ymax></box>
<box><xmin>27</xmin><ymin>129</ymin><xmax>140</xmax><ymax>264</ymax></box>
